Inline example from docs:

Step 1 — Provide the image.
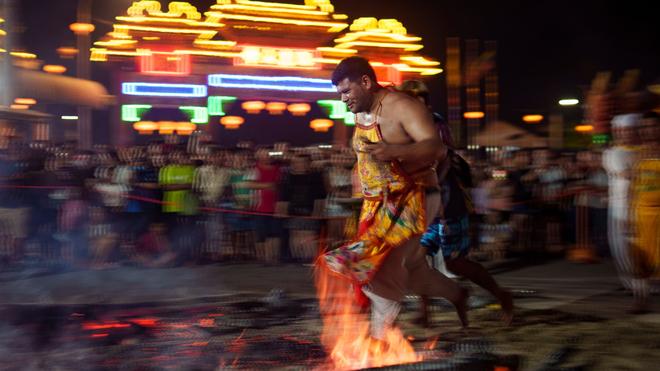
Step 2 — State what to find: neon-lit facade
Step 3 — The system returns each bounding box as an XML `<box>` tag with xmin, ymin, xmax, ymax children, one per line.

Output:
<box><xmin>122</xmin><ymin>82</ymin><xmax>207</xmax><ymax>97</ymax></box>
<box><xmin>94</xmin><ymin>0</ymin><xmax>442</xmax><ymax>143</ymax></box>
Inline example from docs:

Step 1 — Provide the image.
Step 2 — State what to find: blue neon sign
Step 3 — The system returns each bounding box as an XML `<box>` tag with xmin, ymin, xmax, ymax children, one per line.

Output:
<box><xmin>122</xmin><ymin>83</ymin><xmax>207</xmax><ymax>97</ymax></box>
<box><xmin>208</xmin><ymin>74</ymin><xmax>336</xmax><ymax>93</ymax></box>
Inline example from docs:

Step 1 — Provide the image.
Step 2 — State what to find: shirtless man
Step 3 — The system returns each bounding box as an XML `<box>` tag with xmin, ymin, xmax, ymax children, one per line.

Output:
<box><xmin>319</xmin><ymin>57</ymin><xmax>468</xmax><ymax>344</ymax></box>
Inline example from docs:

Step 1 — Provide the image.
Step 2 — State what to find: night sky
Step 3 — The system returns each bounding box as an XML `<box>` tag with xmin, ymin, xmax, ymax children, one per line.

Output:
<box><xmin>13</xmin><ymin>0</ymin><xmax>660</xmax><ymax>124</ymax></box>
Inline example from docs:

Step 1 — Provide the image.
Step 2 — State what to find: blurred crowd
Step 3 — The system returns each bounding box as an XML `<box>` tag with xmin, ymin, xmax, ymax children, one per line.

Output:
<box><xmin>0</xmin><ymin>109</ymin><xmax>658</xmax><ymax>276</ymax></box>
<box><xmin>0</xmin><ymin>139</ymin><xmax>357</xmax><ymax>269</ymax></box>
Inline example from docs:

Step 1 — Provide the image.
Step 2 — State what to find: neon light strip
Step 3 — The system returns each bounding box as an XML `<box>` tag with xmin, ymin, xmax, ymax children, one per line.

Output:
<box><xmin>108</xmin><ymin>31</ymin><xmax>132</xmax><ymax>39</ymax></box>
<box><xmin>114</xmin><ymin>24</ymin><xmax>217</xmax><ymax>37</ymax></box>
<box><xmin>400</xmin><ymin>56</ymin><xmax>440</xmax><ymax>66</ymax></box>
<box><xmin>392</xmin><ymin>63</ymin><xmax>443</xmax><ymax>75</ymax></box>
<box><xmin>212</xmin><ymin>4</ymin><xmax>329</xmax><ymax>16</ymax></box>
<box><xmin>234</xmin><ymin>0</ymin><xmax>318</xmax><ymax>10</ymax></box>
<box><xmin>122</xmin><ymin>83</ymin><xmax>207</xmax><ymax>97</ymax></box>
<box><xmin>116</xmin><ymin>16</ymin><xmax>223</xmax><ymax>28</ymax></box>
<box><xmin>208</xmin><ymin>96</ymin><xmax>237</xmax><ymax>116</ymax></box>
<box><xmin>91</xmin><ymin>48</ymin><xmax>151</xmax><ymax>61</ymax></box>
<box><xmin>193</xmin><ymin>39</ymin><xmax>238</xmax><ymax>48</ymax></box>
<box><xmin>122</xmin><ymin>104</ymin><xmax>152</xmax><ymax>122</ymax></box>
<box><xmin>205</xmin><ymin>12</ymin><xmax>348</xmax><ymax>32</ymax></box>
<box><xmin>317</xmin><ymin>100</ymin><xmax>347</xmax><ymax>120</ymax></box>
<box><xmin>316</xmin><ymin>47</ymin><xmax>357</xmax><ymax>55</ymax></box>
<box><xmin>313</xmin><ymin>57</ymin><xmax>342</xmax><ymax>64</ymax></box>
<box><xmin>334</xmin><ymin>31</ymin><xmax>422</xmax><ymax>43</ymax></box>
<box><xmin>91</xmin><ymin>48</ymin><xmax>150</xmax><ymax>56</ymax></box>
<box><xmin>173</xmin><ymin>49</ymin><xmax>240</xmax><ymax>58</ymax></box>
<box><xmin>335</xmin><ymin>41</ymin><xmax>424</xmax><ymax>51</ymax></box>
<box><xmin>10</xmin><ymin>52</ymin><xmax>37</xmax><ymax>59</ymax></box>
<box><xmin>179</xmin><ymin>106</ymin><xmax>209</xmax><ymax>124</ymax></box>
<box><xmin>208</xmin><ymin>74</ymin><xmax>335</xmax><ymax>92</ymax></box>
<box><xmin>94</xmin><ymin>40</ymin><xmax>138</xmax><ymax>47</ymax></box>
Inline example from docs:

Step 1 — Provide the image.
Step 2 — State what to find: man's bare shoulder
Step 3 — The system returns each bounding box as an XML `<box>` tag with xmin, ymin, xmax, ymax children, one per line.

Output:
<box><xmin>383</xmin><ymin>90</ymin><xmax>422</xmax><ymax>108</ymax></box>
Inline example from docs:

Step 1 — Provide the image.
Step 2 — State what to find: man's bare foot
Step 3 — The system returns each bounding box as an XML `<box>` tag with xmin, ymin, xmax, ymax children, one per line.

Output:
<box><xmin>455</xmin><ymin>288</ymin><xmax>469</xmax><ymax>328</ymax></box>
<box><xmin>499</xmin><ymin>289</ymin><xmax>514</xmax><ymax>326</ymax></box>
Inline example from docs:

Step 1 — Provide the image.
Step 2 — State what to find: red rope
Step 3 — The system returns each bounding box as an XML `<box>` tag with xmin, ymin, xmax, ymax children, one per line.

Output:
<box><xmin>0</xmin><ymin>183</ymin><xmax>349</xmax><ymax>220</ymax></box>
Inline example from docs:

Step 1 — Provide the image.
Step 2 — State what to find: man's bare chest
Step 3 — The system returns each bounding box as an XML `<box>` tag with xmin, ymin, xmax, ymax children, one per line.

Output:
<box><xmin>375</xmin><ymin>117</ymin><xmax>412</xmax><ymax>145</ymax></box>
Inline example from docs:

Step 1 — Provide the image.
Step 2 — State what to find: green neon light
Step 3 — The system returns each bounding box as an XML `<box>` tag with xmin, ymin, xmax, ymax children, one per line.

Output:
<box><xmin>592</xmin><ymin>134</ymin><xmax>610</xmax><ymax>145</ymax></box>
<box><xmin>121</xmin><ymin>104</ymin><xmax>152</xmax><ymax>122</ymax></box>
<box><xmin>179</xmin><ymin>106</ymin><xmax>209</xmax><ymax>124</ymax></box>
<box><xmin>317</xmin><ymin>100</ymin><xmax>347</xmax><ymax>120</ymax></box>
<box><xmin>208</xmin><ymin>96</ymin><xmax>237</xmax><ymax>116</ymax></box>
<box><xmin>344</xmin><ymin>112</ymin><xmax>355</xmax><ymax>126</ymax></box>
<box><xmin>318</xmin><ymin>100</ymin><xmax>354</xmax><ymax>126</ymax></box>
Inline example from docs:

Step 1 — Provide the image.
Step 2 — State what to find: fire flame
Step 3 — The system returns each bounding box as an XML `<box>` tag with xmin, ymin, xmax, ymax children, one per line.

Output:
<box><xmin>315</xmin><ymin>264</ymin><xmax>421</xmax><ymax>369</ymax></box>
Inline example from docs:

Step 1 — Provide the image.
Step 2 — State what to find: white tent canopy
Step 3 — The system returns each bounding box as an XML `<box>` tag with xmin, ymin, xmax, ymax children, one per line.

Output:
<box><xmin>13</xmin><ymin>68</ymin><xmax>112</xmax><ymax>109</ymax></box>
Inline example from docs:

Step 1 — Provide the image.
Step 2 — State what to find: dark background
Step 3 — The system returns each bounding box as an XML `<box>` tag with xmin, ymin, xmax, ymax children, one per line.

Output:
<box><xmin>13</xmin><ymin>0</ymin><xmax>659</xmax><ymax>140</ymax></box>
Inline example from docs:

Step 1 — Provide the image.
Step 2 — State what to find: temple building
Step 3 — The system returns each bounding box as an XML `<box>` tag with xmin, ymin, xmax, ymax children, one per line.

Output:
<box><xmin>92</xmin><ymin>0</ymin><xmax>443</xmax><ymax>146</ymax></box>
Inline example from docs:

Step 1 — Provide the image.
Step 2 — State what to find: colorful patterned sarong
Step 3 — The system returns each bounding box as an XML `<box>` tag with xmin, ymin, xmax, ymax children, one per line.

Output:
<box><xmin>319</xmin><ymin>119</ymin><xmax>426</xmax><ymax>285</ymax></box>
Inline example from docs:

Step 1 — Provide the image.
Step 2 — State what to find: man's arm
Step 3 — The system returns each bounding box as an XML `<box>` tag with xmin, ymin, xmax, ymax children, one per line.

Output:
<box><xmin>364</xmin><ymin>96</ymin><xmax>446</xmax><ymax>165</ymax></box>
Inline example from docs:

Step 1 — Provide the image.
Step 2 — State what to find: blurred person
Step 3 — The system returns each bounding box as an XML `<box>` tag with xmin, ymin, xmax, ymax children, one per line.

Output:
<box><xmin>56</xmin><ymin>186</ymin><xmax>90</xmax><ymax>267</ymax></box>
<box><xmin>194</xmin><ymin>151</ymin><xmax>230</xmax><ymax>207</ymax></box>
<box><xmin>531</xmin><ymin>150</ymin><xmax>566</xmax><ymax>251</ymax></box>
<box><xmin>225</xmin><ymin>150</ymin><xmax>257</xmax><ymax>259</ymax></box>
<box><xmin>629</xmin><ymin>111</ymin><xmax>660</xmax><ymax>313</ymax></box>
<box><xmin>91</xmin><ymin>151</ymin><xmax>126</xmax><ymax>210</ymax></box>
<box><xmin>133</xmin><ymin>223</ymin><xmax>177</xmax><ymax>268</ymax></box>
<box><xmin>194</xmin><ymin>151</ymin><xmax>230</xmax><ymax>260</ymax></box>
<box><xmin>158</xmin><ymin>151</ymin><xmax>195</xmax><ymax>216</ymax></box>
<box><xmin>88</xmin><ymin>206</ymin><xmax>118</xmax><ymax>269</ymax></box>
<box><xmin>158</xmin><ymin>151</ymin><xmax>197</xmax><ymax>264</ymax></box>
<box><xmin>582</xmin><ymin>151</ymin><xmax>610</xmax><ymax>257</ymax></box>
<box><xmin>0</xmin><ymin>148</ymin><xmax>31</xmax><ymax>264</ymax></box>
<box><xmin>278</xmin><ymin>154</ymin><xmax>327</xmax><ymax>262</ymax></box>
<box><xmin>399</xmin><ymin>81</ymin><xmax>514</xmax><ymax>326</ymax></box>
<box><xmin>317</xmin><ymin>57</ymin><xmax>468</xmax><ymax>349</ymax></box>
<box><xmin>114</xmin><ymin>149</ymin><xmax>140</xmax><ymax>246</ymax></box>
<box><xmin>251</xmin><ymin>148</ymin><xmax>283</xmax><ymax>264</ymax></box>
<box><xmin>603</xmin><ymin>113</ymin><xmax>642</xmax><ymax>291</ymax></box>
<box><xmin>325</xmin><ymin>151</ymin><xmax>356</xmax><ymax>247</ymax></box>
<box><xmin>131</xmin><ymin>151</ymin><xmax>163</xmax><ymax>233</ymax></box>
<box><xmin>508</xmin><ymin>150</ymin><xmax>536</xmax><ymax>252</ymax></box>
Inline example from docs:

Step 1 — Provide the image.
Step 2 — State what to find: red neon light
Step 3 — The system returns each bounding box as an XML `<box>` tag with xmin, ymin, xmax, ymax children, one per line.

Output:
<box><xmin>130</xmin><ymin>318</ymin><xmax>159</xmax><ymax>327</ymax></box>
<box><xmin>373</xmin><ymin>65</ymin><xmax>402</xmax><ymax>86</ymax></box>
<box><xmin>82</xmin><ymin>322</ymin><xmax>131</xmax><ymax>330</ymax></box>
<box><xmin>233</xmin><ymin>45</ymin><xmax>320</xmax><ymax>70</ymax></box>
<box><xmin>139</xmin><ymin>52</ymin><xmax>191</xmax><ymax>76</ymax></box>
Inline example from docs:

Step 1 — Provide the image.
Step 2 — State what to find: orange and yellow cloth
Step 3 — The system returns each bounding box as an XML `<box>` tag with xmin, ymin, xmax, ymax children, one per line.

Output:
<box><xmin>319</xmin><ymin>120</ymin><xmax>426</xmax><ymax>284</ymax></box>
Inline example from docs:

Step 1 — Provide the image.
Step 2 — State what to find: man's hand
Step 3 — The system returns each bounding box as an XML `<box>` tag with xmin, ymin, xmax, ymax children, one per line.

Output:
<box><xmin>363</xmin><ymin>142</ymin><xmax>401</xmax><ymax>162</ymax></box>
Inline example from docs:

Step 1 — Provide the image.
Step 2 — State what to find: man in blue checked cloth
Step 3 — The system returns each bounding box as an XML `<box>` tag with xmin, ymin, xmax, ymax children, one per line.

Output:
<box><xmin>398</xmin><ymin>80</ymin><xmax>514</xmax><ymax>327</ymax></box>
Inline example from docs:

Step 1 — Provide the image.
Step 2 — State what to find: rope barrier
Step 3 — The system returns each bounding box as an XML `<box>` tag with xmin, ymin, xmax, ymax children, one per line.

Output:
<box><xmin>0</xmin><ymin>183</ymin><xmax>351</xmax><ymax>221</ymax></box>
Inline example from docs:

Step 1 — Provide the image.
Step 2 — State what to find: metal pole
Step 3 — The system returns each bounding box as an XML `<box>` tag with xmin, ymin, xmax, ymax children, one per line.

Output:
<box><xmin>76</xmin><ymin>0</ymin><xmax>92</xmax><ymax>149</ymax></box>
<box><xmin>0</xmin><ymin>0</ymin><xmax>14</xmax><ymax>107</ymax></box>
